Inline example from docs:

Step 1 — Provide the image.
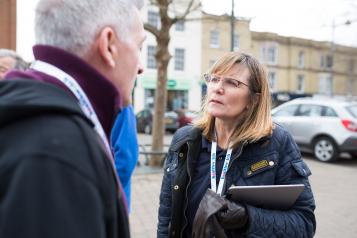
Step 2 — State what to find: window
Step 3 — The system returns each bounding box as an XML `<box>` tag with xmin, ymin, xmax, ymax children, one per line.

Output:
<box><xmin>261</xmin><ymin>43</ymin><xmax>278</xmax><ymax>65</ymax></box>
<box><xmin>273</xmin><ymin>105</ymin><xmax>298</xmax><ymax>117</ymax></box>
<box><xmin>349</xmin><ymin>59</ymin><xmax>354</xmax><ymax>72</ymax></box>
<box><xmin>296</xmin><ymin>105</ymin><xmax>323</xmax><ymax>117</ymax></box>
<box><xmin>297</xmin><ymin>75</ymin><xmax>305</xmax><ymax>93</ymax></box>
<box><xmin>268</xmin><ymin>71</ymin><xmax>277</xmax><ymax>91</ymax></box>
<box><xmin>319</xmin><ymin>76</ymin><xmax>333</xmax><ymax>95</ymax></box>
<box><xmin>298</xmin><ymin>51</ymin><xmax>304</xmax><ymax>68</ymax></box>
<box><xmin>320</xmin><ymin>54</ymin><xmax>333</xmax><ymax>69</ymax></box>
<box><xmin>326</xmin><ymin>55</ymin><xmax>333</xmax><ymax>68</ymax></box>
<box><xmin>267</xmin><ymin>46</ymin><xmax>278</xmax><ymax>64</ymax></box>
<box><xmin>148</xmin><ymin>10</ymin><xmax>160</xmax><ymax>29</ymax></box>
<box><xmin>147</xmin><ymin>45</ymin><xmax>156</xmax><ymax>69</ymax></box>
<box><xmin>233</xmin><ymin>32</ymin><xmax>239</xmax><ymax>50</ymax></box>
<box><xmin>175</xmin><ymin>20</ymin><xmax>185</xmax><ymax>31</ymax></box>
<box><xmin>174</xmin><ymin>48</ymin><xmax>185</xmax><ymax>71</ymax></box>
<box><xmin>323</xmin><ymin>107</ymin><xmax>338</xmax><ymax>117</ymax></box>
<box><xmin>210</xmin><ymin>30</ymin><xmax>220</xmax><ymax>48</ymax></box>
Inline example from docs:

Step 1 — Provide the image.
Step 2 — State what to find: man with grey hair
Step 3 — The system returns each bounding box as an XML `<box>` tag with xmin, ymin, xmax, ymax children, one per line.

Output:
<box><xmin>0</xmin><ymin>48</ymin><xmax>28</xmax><ymax>79</ymax></box>
<box><xmin>0</xmin><ymin>0</ymin><xmax>145</xmax><ymax>237</ymax></box>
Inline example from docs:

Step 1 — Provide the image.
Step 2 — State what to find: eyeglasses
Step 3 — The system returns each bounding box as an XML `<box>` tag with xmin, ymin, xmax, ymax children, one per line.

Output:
<box><xmin>204</xmin><ymin>73</ymin><xmax>250</xmax><ymax>90</ymax></box>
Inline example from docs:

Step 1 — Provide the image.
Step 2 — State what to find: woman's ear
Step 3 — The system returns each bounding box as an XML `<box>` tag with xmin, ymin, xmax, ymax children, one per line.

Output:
<box><xmin>97</xmin><ymin>27</ymin><xmax>117</xmax><ymax>68</ymax></box>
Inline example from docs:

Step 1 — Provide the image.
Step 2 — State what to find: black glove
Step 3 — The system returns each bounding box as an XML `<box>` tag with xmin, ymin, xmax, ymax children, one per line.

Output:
<box><xmin>216</xmin><ymin>199</ymin><xmax>248</xmax><ymax>230</ymax></box>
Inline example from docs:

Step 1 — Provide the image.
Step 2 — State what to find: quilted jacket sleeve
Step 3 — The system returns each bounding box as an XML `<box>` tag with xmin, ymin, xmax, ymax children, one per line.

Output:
<box><xmin>245</xmin><ymin>129</ymin><xmax>316</xmax><ymax>238</ymax></box>
<box><xmin>157</xmin><ymin>150</ymin><xmax>176</xmax><ymax>238</ymax></box>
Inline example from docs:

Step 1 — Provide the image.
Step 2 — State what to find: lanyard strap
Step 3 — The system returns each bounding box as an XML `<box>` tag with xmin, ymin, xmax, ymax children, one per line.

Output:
<box><xmin>30</xmin><ymin>60</ymin><xmax>112</xmax><ymax>158</ymax></box>
<box><xmin>210</xmin><ymin>141</ymin><xmax>233</xmax><ymax>196</ymax></box>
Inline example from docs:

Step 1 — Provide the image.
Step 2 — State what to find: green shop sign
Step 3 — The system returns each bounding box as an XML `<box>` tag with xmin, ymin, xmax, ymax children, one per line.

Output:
<box><xmin>140</xmin><ymin>77</ymin><xmax>192</xmax><ymax>90</ymax></box>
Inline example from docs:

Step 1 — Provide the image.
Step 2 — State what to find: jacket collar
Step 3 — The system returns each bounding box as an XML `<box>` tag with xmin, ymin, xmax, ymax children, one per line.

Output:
<box><xmin>5</xmin><ymin>45</ymin><xmax>120</xmax><ymax>139</ymax></box>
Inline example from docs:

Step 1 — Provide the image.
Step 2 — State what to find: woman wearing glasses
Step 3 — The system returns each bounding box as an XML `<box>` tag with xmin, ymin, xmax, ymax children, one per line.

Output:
<box><xmin>157</xmin><ymin>52</ymin><xmax>316</xmax><ymax>238</ymax></box>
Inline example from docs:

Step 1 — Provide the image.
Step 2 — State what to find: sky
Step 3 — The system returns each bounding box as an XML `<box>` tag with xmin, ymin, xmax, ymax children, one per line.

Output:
<box><xmin>17</xmin><ymin>0</ymin><xmax>357</xmax><ymax>61</ymax></box>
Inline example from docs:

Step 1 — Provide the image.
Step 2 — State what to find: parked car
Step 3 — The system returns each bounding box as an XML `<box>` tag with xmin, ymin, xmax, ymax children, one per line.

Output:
<box><xmin>136</xmin><ymin>109</ymin><xmax>179</xmax><ymax>134</ymax></box>
<box><xmin>176</xmin><ymin>109</ymin><xmax>199</xmax><ymax>128</ymax></box>
<box><xmin>271</xmin><ymin>98</ymin><xmax>357</xmax><ymax>162</ymax></box>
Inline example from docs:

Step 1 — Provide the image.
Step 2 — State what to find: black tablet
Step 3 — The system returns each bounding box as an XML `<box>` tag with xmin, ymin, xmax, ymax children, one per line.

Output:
<box><xmin>226</xmin><ymin>184</ymin><xmax>305</xmax><ymax>210</ymax></box>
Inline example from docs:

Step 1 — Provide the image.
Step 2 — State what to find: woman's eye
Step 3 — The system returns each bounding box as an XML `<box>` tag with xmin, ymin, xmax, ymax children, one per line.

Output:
<box><xmin>226</xmin><ymin>78</ymin><xmax>239</xmax><ymax>87</ymax></box>
<box><xmin>211</xmin><ymin>76</ymin><xmax>220</xmax><ymax>83</ymax></box>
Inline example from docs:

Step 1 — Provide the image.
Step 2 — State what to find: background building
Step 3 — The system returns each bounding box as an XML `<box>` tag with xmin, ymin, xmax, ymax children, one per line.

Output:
<box><xmin>250</xmin><ymin>32</ymin><xmax>357</xmax><ymax>96</ymax></box>
<box><xmin>135</xmin><ymin>4</ymin><xmax>203</xmax><ymax>113</ymax></box>
<box><xmin>0</xmin><ymin>0</ymin><xmax>16</xmax><ymax>50</ymax></box>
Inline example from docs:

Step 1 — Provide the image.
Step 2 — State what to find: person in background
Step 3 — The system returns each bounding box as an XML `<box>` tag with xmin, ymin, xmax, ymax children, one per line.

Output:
<box><xmin>0</xmin><ymin>49</ymin><xmax>28</xmax><ymax>79</ymax></box>
<box><xmin>157</xmin><ymin>51</ymin><xmax>316</xmax><ymax>238</ymax></box>
<box><xmin>111</xmin><ymin>104</ymin><xmax>139</xmax><ymax>211</ymax></box>
<box><xmin>0</xmin><ymin>0</ymin><xmax>145</xmax><ymax>237</ymax></box>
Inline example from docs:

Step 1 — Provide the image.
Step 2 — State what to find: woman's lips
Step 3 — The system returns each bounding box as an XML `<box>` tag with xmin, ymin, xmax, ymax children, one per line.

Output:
<box><xmin>210</xmin><ymin>99</ymin><xmax>223</xmax><ymax>105</ymax></box>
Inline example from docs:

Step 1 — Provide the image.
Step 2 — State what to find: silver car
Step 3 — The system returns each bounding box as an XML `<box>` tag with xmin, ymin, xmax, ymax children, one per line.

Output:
<box><xmin>272</xmin><ymin>98</ymin><xmax>357</xmax><ymax>162</ymax></box>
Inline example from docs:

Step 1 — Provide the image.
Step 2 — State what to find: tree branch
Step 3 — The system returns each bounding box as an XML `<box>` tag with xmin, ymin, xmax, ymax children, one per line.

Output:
<box><xmin>172</xmin><ymin>0</ymin><xmax>201</xmax><ymax>23</ymax></box>
<box><xmin>144</xmin><ymin>23</ymin><xmax>160</xmax><ymax>39</ymax></box>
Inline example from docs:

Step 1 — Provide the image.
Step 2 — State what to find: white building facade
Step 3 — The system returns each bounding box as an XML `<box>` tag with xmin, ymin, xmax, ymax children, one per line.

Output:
<box><xmin>134</xmin><ymin>2</ymin><xmax>203</xmax><ymax>113</ymax></box>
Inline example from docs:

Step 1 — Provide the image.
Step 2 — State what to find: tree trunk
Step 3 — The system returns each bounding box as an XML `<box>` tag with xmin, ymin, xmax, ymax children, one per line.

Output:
<box><xmin>149</xmin><ymin>26</ymin><xmax>171</xmax><ymax>167</ymax></box>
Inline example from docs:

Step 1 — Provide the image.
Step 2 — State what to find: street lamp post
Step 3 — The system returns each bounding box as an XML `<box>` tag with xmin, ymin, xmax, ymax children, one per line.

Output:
<box><xmin>230</xmin><ymin>0</ymin><xmax>235</xmax><ymax>51</ymax></box>
<box><xmin>328</xmin><ymin>19</ymin><xmax>353</xmax><ymax>96</ymax></box>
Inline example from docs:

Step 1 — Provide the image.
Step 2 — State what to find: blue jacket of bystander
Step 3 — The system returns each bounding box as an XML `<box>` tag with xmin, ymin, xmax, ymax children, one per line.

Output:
<box><xmin>111</xmin><ymin>105</ymin><xmax>139</xmax><ymax>211</ymax></box>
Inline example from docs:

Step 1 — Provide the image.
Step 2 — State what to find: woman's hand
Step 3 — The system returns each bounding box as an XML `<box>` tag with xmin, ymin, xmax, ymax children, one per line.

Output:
<box><xmin>216</xmin><ymin>199</ymin><xmax>248</xmax><ymax>230</ymax></box>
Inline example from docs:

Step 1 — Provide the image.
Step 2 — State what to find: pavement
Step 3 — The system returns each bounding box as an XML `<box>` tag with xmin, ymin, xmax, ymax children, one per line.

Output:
<box><xmin>130</xmin><ymin>134</ymin><xmax>357</xmax><ymax>238</ymax></box>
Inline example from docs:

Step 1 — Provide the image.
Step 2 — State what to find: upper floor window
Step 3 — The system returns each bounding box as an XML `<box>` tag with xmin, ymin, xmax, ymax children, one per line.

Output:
<box><xmin>349</xmin><ymin>59</ymin><xmax>354</xmax><ymax>73</ymax></box>
<box><xmin>148</xmin><ymin>10</ymin><xmax>160</xmax><ymax>29</ymax></box>
<box><xmin>298</xmin><ymin>51</ymin><xmax>304</xmax><ymax>68</ymax></box>
<box><xmin>174</xmin><ymin>48</ymin><xmax>185</xmax><ymax>71</ymax></box>
<box><xmin>267</xmin><ymin>46</ymin><xmax>278</xmax><ymax>64</ymax></box>
<box><xmin>175</xmin><ymin>20</ymin><xmax>185</xmax><ymax>31</ymax></box>
<box><xmin>320</xmin><ymin>54</ymin><xmax>333</xmax><ymax>69</ymax></box>
<box><xmin>147</xmin><ymin>45</ymin><xmax>156</xmax><ymax>69</ymax></box>
<box><xmin>261</xmin><ymin>42</ymin><xmax>278</xmax><ymax>65</ymax></box>
<box><xmin>210</xmin><ymin>30</ymin><xmax>220</xmax><ymax>48</ymax></box>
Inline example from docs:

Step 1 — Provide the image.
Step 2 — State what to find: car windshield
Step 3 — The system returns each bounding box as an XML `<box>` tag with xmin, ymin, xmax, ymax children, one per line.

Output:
<box><xmin>346</xmin><ymin>105</ymin><xmax>357</xmax><ymax>118</ymax></box>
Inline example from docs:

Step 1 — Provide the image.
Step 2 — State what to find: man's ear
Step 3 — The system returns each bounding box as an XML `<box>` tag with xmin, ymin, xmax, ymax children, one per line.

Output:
<box><xmin>97</xmin><ymin>27</ymin><xmax>118</xmax><ymax>68</ymax></box>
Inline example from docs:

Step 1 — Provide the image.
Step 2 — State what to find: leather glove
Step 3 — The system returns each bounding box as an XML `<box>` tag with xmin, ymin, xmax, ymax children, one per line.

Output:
<box><xmin>216</xmin><ymin>198</ymin><xmax>249</xmax><ymax>230</ymax></box>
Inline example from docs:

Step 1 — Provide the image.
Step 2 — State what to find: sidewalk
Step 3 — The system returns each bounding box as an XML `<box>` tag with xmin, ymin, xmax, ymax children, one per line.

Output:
<box><xmin>130</xmin><ymin>167</ymin><xmax>163</xmax><ymax>238</ymax></box>
<box><xmin>129</xmin><ymin>155</ymin><xmax>357</xmax><ymax>238</ymax></box>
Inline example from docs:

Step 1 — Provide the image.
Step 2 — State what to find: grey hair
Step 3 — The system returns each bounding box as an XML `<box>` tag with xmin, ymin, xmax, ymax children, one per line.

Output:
<box><xmin>35</xmin><ymin>0</ymin><xmax>144</xmax><ymax>56</ymax></box>
<box><xmin>0</xmin><ymin>49</ymin><xmax>29</xmax><ymax>70</ymax></box>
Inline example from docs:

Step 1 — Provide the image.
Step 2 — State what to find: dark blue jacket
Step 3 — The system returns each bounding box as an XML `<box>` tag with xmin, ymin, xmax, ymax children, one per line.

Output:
<box><xmin>157</xmin><ymin>125</ymin><xmax>316</xmax><ymax>238</ymax></box>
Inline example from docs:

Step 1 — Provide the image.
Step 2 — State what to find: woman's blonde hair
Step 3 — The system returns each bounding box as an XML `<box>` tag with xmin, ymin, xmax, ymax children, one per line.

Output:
<box><xmin>194</xmin><ymin>51</ymin><xmax>273</xmax><ymax>148</ymax></box>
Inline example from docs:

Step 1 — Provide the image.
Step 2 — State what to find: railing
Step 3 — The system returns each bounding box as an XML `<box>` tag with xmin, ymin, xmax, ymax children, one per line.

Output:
<box><xmin>138</xmin><ymin>144</ymin><xmax>170</xmax><ymax>166</ymax></box>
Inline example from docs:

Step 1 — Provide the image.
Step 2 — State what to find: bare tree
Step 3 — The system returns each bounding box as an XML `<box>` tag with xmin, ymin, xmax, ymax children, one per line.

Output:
<box><xmin>144</xmin><ymin>0</ymin><xmax>201</xmax><ymax>166</ymax></box>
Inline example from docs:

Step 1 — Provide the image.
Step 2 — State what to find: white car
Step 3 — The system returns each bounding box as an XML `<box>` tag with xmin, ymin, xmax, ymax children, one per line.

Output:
<box><xmin>272</xmin><ymin>98</ymin><xmax>357</xmax><ymax>162</ymax></box>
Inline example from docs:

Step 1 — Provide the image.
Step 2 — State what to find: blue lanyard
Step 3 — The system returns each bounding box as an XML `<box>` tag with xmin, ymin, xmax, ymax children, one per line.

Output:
<box><xmin>30</xmin><ymin>60</ymin><xmax>112</xmax><ymax>159</ymax></box>
<box><xmin>210</xmin><ymin>141</ymin><xmax>233</xmax><ymax>196</ymax></box>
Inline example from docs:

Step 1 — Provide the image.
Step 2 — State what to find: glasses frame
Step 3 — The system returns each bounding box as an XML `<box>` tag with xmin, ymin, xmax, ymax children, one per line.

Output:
<box><xmin>203</xmin><ymin>73</ymin><xmax>250</xmax><ymax>89</ymax></box>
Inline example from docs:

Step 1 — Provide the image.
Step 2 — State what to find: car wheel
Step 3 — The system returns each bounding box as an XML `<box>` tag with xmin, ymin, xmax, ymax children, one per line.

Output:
<box><xmin>144</xmin><ymin>125</ymin><xmax>151</xmax><ymax>134</ymax></box>
<box><xmin>349</xmin><ymin>152</ymin><xmax>357</xmax><ymax>158</ymax></box>
<box><xmin>313</xmin><ymin>136</ymin><xmax>339</xmax><ymax>162</ymax></box>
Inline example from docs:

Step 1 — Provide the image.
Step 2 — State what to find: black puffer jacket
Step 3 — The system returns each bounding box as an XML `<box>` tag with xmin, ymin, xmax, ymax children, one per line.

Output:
<box><xmin>157</xmin><ymin>125</ymin><xmax>316</xmax><ymax>238</ymax></box>
<box><xmin>0</xmin><ymin>79</ymin><xmax>130</xmax><ymax>238</ymax></box>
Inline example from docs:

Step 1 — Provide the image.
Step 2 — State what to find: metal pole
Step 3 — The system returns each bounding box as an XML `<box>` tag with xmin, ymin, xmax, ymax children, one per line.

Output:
<box><xmin>329</xmin><ymin>19</ymin><xmax>335</xmax><ymax>97</ymax></box>
<box><xmin>230</xmin><ymin>0</ymin><xmax>235</xmax><ymax>51</ymax></box>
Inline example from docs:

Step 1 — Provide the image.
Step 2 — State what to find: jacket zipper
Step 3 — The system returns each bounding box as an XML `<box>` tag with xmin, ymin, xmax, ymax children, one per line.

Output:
<box><xmin>223</xmin><ymin>141</ymin><xmax>248</xmax><ymax>194</ymax></box>
<box><xmin>181</xmin><ymin>142</ymin><xmax>193</xmax><ymax>238</ymax></box>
